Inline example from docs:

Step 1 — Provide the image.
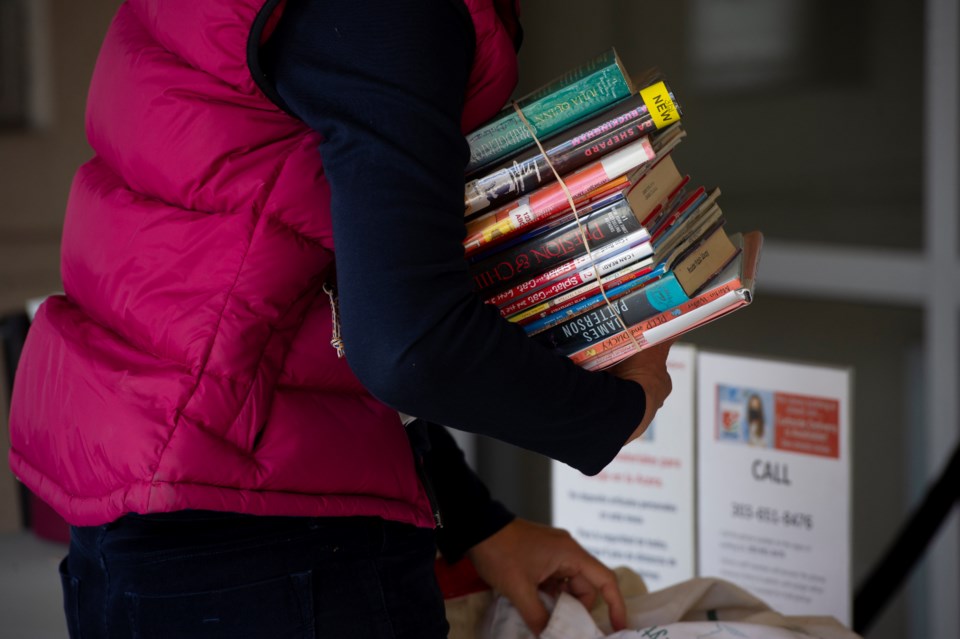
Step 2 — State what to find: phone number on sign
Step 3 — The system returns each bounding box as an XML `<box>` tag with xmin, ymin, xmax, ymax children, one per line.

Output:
<box><xmin>731</xmin><ymin>502</ymin><xmax>814</xmax><ymax>530</ymax></box>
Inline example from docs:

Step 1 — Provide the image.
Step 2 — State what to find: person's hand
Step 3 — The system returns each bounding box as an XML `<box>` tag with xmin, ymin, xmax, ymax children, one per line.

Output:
<box><xmin>466</xmin><ymin>518</ymin><xmax>626</xmax><ymax>636</ymax></box>
<box><xmin>609</xmin><ymin>340</ymin><xmax>673</xmax><ymax>443</ymax></box>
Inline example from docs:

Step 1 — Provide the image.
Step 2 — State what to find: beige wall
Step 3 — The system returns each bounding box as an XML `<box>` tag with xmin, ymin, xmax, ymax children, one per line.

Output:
<box><xmin>0</xmin><ymin>0</ymin><xmax>120</xmax><ymax>535</ymax></box>
<box><xmin>0</xmin><ymin>0</ymin><xmax>121</xmax><ymax>315</ymax></box>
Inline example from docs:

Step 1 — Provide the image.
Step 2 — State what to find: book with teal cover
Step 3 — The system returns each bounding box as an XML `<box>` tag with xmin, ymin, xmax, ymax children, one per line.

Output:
<box><xmin>466</xmin><ymin>49</ymin><xmax>634</xmax><ymax>173</ymax></box>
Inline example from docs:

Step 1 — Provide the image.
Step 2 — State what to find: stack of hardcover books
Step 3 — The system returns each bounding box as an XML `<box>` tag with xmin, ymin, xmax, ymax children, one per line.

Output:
<box><xmin>464</xmin><ymin>49</ymin><xmax>761</xmax><ymax>371</ymax></box>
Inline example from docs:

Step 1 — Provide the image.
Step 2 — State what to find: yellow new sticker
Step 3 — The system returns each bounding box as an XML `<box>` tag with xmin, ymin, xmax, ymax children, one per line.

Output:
<box><xmin>639</xmin><ymin>82</ymin><xmax>679</xmax><ymax>129</ymax></box>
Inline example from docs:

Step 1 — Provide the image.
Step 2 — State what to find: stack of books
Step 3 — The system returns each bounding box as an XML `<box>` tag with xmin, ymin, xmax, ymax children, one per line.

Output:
<box><xmin>463</xmin><ymin>49</ymin><xmax>761</xmax><ymax>371</ymax></box>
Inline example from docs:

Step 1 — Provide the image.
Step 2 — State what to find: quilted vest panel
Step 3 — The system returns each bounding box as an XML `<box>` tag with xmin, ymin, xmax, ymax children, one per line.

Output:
<box><xmin>8</xmin><ymin>0</ymin><xmax>519</xmax><ymax>526</ymax></box>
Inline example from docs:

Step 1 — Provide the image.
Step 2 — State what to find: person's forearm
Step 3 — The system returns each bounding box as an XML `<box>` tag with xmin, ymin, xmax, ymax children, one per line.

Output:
<box><xmin>266</xmin><ymin>0</ymin><xmax>647</xmax><ymax>474</ymax></box>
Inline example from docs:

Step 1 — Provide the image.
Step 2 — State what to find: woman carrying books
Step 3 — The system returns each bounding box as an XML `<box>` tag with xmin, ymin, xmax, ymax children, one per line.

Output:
<box><xmin>7</xmin><ymin>0</ymin><xmax>673</xmax><ymax>637</ymax></box>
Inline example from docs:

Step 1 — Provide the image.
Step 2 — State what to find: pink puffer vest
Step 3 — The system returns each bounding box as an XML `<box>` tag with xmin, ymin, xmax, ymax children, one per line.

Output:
<box><xmin>8</xmin><ymin>0</ymin><xmax>520</xmax><ymax>527</ymax></box>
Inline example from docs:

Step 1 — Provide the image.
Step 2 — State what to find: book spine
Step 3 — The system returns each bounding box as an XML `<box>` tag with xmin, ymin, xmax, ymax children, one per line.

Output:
<box><xmin>520</xmin><ymin>50</ymin><xmax>620</xmax><ymax>103</ymax></box>
<box><xmin>466</xmin><ymin>55</ymin><xmax>633</xmax><ymax>172</ymax></box>
<box><xmin>486</xmin><ymin>229</ymin><xmax>650</xmax><ymax>307</ymax></box>
<box><xmin>573</xmin><ymin>231</ymin><xmax>761</xmax><ymax>370</ymax></box>
<box><xmin>510</xmin><ymin>260</ymin><xmax>663</xmax><ymax>325</ymax></box>
<box><xmin>465</xmin><ymin>187</ymin><xmax>629</xmax><ymax>264</ymax></box>
<box><xmin>573</xmin><ymin>284</ymin><xmax>745</xmax><ymax>370</ymax></box>
<box><xmin>495</xmin><ymin>240</ymin><xmax>652</xmax><ymax>317</ymax></box>
<box><xmin>463</xmin><ymin>137</ymin><xmax>655</xmax><ymax>255</ymax></box>
<box><xmin>580</xmin><ymin>344</ymin><xmax>642</xmax><ymax>371</ymax></box>
<box><xmin>533</xmin><ymin>270</ymin><xmax>691</xmax><ymax>356</ymax></box>
<box><xmin>523</xmin><ymin>270</ymin><xmax>647</xmax><ymax>335</ymax></box>
<box><xmin>650</xmin><ymin>187</ymin><xmax>708</xmax><ymax>244</ymax></box>
<box><xmin>518</xmin><ymin>266</ymin><xmax>662</xmax><ymax>333</ymax></box>
<box><xmin>470</xmin><ymin>197</ymin><xmax>641</xmax><ymax>294</ymax></box>
<box><xmin>466</xmin><ymin>124</ymin><xmax>658</xmax><ymax>218</ymax></box>
<box><xmin>466</xmin><ymin>109</ymin><xmax>657</xmax><ymax>216</ymax></box>
<box><xmin>465</xmin><ymin>83</ymin><xmax>682</xmax><ymax>216</ymax></box>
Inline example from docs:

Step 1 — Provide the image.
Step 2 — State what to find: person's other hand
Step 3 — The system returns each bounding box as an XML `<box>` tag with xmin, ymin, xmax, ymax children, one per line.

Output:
<box><xmin>466</xmin><ymin>518</ymin><xmax>626</xmax><ymax>635</ymax></box>
<box><xmin>609</xmin><ymin>340</ymin><xmax>673</xmax><ymax>443</ymax></box>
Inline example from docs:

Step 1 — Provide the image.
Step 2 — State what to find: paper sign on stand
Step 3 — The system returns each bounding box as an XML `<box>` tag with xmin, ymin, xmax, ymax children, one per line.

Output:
<box><xmin>552</xmin><ymin>344</ymin><xmax>696</xmax><ymax>590</ymax></box>
<box><xmin>696</xmin><ymin>352</ymin><xmax>852</xmax><ymax>624</ymax></box>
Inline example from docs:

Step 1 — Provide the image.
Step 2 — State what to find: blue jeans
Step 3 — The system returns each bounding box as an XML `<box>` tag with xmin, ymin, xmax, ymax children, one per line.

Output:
<box><xmin>60</xmin><ymin>512</ymin><xmax>449</xmax><ymax>638</ymax></box>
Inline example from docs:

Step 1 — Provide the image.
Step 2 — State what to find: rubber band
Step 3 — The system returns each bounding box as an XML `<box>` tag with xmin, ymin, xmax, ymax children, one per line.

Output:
<box><xmin>510</xmin><ymin>101</ymin><xmax>645</xmax><ymax>360</ymax></box>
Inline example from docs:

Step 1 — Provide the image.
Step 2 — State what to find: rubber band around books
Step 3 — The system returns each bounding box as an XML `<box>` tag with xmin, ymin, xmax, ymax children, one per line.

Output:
<box><xmin>510</xmin><ymin>101</ymin><xmax>646</xmax><ymax>360</ymax></box>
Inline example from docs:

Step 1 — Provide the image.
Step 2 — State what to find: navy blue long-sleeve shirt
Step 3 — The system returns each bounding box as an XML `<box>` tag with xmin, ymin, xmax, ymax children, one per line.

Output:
<box><xmin>262</xmin><ymin>3</ymin><xmax>648</xmax><ymax>559</ymax></box>
<box><xmin>263</xmin><ymin>0</ymin><xmax>649</xmax><ymax>560</ymax></box>
<box><xmin>264</xmin><ymin>0</ymin><xmax>646</xmax><ymax>474</ymax></box>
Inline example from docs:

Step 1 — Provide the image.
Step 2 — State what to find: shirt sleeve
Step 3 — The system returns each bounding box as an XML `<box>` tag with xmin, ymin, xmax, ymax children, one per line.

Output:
<box><xmin>263</xmin><ymin>0</ymin><xmax>647</xmax><ymax>475</ymax></box>
<box><xmin>407</xmin><ymin>419</ymin><xmax>515</xmax><ymax>563</ymax></box>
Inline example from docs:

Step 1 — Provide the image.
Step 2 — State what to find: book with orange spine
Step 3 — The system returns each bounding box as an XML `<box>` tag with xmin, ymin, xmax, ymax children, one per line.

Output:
<box><xmin>463</xmin><ymin>137</ymin><xmax>656</xmax><ymax>255</ymax></box>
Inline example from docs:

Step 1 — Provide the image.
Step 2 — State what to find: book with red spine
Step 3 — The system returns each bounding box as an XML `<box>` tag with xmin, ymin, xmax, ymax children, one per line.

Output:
<box><xmin>463</xmin><ymin>136</ymin><xmax>657</xmax><ymax>255</ymax></box>
<box><xmin>513</xmin><ymin>187</ymin><xmax>717</xmax><ymax>333</ymax></box>
<box><xmin>486</xmin><ymin>156</ymin><xmax>686</xmax><ymax>315</ymax></box>
<box><xmin>507</xmin><ymin>259</ymin><xmax>663</xmax><ymax>325</ymax></box>
<box><xmin>470</xmin><ymin>195</ymin><xmax>637</xmax><ymax>294</ymax></box>
<box><xmin>464</xmin><ymin>174</ymin><xmax>634</xmax><ymax>261</ymax></box>
<box><xmin>650</xmin><ymin>186</ymin><xmax>707</xmax><ymax>243</ymax></box>
<box><xmin>471</xmin><ymin>151</ymin><xmax>691</xmax><ymax>297</ymax></box>
<box><xmin>515</xmin><ymin>262</ymin><xmax>663</xmax><ymax>332</ymax></box>
<box><xmin>485</xmin><ymin>228</ymin><xmax>649</xmax><ymax>308</ymax></box>
<box><xmin>492</xmin><ymin>237</ymin><xmax>654</xmax><ymax>317</ymax></box>
<box><xmin>480</xmin><ymin>155</ymin><xmax>685</xmax><ymax>308</ymax></box>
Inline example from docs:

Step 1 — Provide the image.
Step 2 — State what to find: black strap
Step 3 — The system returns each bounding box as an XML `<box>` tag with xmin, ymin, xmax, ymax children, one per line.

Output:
<box><xmin>853</xmin><ymin>444</ymin><xmax>959</xmax><ymax>633</ymax></box>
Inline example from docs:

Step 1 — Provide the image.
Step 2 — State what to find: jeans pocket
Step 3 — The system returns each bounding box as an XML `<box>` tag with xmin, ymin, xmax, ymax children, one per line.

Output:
<box><xmin>126</xmin><ymin>570</ymin><xmax>315</xmax><ymax>639</ymax></box>
<box><xmin>59</xmin><ymin>556</ymin><xmax>82</xmax><ymax>639</ymax></box>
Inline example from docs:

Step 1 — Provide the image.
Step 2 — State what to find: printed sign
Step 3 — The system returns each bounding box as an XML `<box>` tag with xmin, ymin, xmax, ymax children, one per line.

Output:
<box><xmin>552</xmin><ymin>344</ymin><xmax>696</xmax><ymax>589</ymax></box>
<box><xmin>697</xmin><ymin>352</ymin><xmax>852</xmax><ymax>624</ymax></box>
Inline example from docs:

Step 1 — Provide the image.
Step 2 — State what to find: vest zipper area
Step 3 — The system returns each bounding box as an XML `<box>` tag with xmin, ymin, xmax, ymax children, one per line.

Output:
<box><xmin>413</xmin><ymin>455</ymin><xmax>444</xmax><ymax>529</ymax></box>
<box><xmin>405</xmin><ymin>418</ymin><xmax>444</xmax><ymax>529</ymax></box>
<box><xmin>247</xmin><ymin>0</ymin><xmax>298</xmax><ymax>118</ymax></box>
